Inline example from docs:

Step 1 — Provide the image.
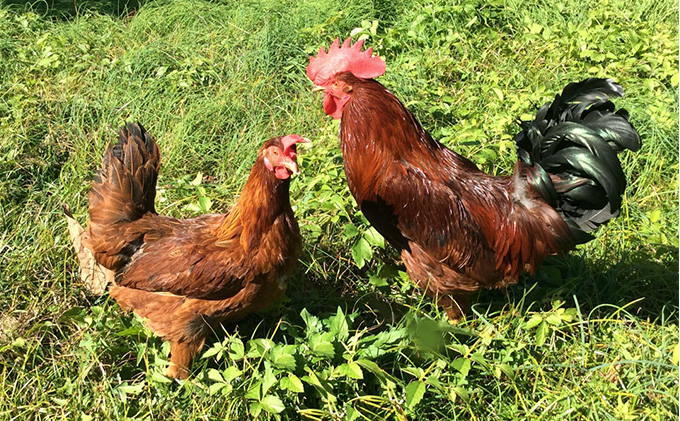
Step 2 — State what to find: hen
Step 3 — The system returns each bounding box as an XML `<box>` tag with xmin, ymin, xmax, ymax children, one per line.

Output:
<box><xmin>307</xmin><ymin>38</ymin><xmax>640</xmax><ymax>320</ymax></box>
<box><xmin>65</xmin><ymin>123</ymin><xmax>308</xmax><ymax>378</ymax></box>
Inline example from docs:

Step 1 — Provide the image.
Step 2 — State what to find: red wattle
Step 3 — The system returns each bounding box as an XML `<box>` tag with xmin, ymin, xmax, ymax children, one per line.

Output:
<box><xmin>323</xmin><ymin>94</ymin><xmax>340</xmax><ymax>119</ymax></box>
<box><xmin>275</xmin><ymin>166</ymin><xmax>290</xmax><ymax>179</ymax></box>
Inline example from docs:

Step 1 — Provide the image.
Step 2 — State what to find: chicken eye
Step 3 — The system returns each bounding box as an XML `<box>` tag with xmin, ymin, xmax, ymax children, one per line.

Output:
<box><xmin>272</xmin><ymin>149</ymin><xmax>279</xmax><ymax>156</ymax></box>
<box><xmin>333</xmin><ymin>81</ymin><xmax>339</xmax><ymax>88</ymax></box>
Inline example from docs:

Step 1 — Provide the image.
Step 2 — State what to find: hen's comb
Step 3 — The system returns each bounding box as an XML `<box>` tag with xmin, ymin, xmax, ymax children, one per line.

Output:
<box><xmin>307</xmin><ymin>37</ymin><xmax>386</xmax><ymax>85</ymax></box>
<box><xmin>281</xmin><ymin>134</ymin><xmax>310</xmax><ymax>157</ymax></box>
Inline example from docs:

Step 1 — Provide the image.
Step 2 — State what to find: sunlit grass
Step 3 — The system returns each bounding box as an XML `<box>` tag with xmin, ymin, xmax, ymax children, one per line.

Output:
<box><xmin>0</xmin><ymin>0</ymin><xmax>677</xmax><ymax>419</ymax></box>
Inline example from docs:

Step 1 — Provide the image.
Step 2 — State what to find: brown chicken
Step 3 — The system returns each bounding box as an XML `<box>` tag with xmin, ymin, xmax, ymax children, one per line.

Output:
<box><xmin>66</xmin><ymin>123</ymin><xmax>308</xmax><ymax>378</ymax></box>
<box><xmin>307</xmin><ymin>38</ymin><xmax>640</xmax><ymax>320</ymax></box>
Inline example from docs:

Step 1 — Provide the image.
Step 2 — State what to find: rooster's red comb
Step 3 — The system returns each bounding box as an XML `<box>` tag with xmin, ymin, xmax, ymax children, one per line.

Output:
<box><xmin>306</xmin><ymin>37</ymin><xmax>386</xmax><ymax>85</ymax></box>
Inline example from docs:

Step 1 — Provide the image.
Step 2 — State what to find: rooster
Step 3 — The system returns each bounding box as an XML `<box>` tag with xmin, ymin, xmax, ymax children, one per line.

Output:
<box><xmin>65</xmin><ymin>123</ymin><xmax>309</xmax><ymax>378</ymax></box>
<box><xmin>307</xmin><ymin>38</ymin><xmax>640</xmax><ymax>320</ymax></box>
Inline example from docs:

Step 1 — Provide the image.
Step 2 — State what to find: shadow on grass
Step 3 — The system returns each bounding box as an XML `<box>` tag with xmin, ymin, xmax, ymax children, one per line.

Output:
<box><xmin>217</xmin><ymin>240</ymin><xmax>679</xmax><ymax>353</ymax></box>
<box><xmin>476</xmin><ymin>243</ymin><xmax>679</xmax><ymax>324</ymax></box>
<box><xmin>3</xmin><ymin>0</ymin><xmax>144</xmax><ymax>19</ymax></box>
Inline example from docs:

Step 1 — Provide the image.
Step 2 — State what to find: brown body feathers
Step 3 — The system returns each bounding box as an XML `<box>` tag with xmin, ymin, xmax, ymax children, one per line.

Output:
<box><xmin>69</xmin><ymin>123</ymin><xmax>302</xmax><ymax>378</ymax></box>
<box><xmin>337</xmin><ymin>74</ymin><xmax>575</xmax><ymax>319</ymax></box>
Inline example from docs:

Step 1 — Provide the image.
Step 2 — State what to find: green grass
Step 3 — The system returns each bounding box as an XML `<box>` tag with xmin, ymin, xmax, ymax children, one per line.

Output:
<box><xmin>0</xmin><ymin>0</ymin><xmax>677</xmax><ymax>419</ymax></box>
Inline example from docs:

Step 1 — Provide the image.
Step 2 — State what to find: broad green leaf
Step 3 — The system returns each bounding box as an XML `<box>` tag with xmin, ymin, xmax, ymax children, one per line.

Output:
<box><xmin>301</xmin><ymin>308</ymin><xmax>320</xmax><ymax>334</ymax></box>
<box><xmin>329</xmin><ymin>194</ymin><xmax>346</xmax><ymax>214</ymax></box>
<box><xmin>183</xmin><ymin>202</ymin><xmax>201</xmax><ymax>213</ymax></box>
<box><xmin>190</xmin><ymin>172</ymin><xmax>202</xmax><ymax>185</ymax></box>
<box><xmin>405</xmin><ymin>381</ymin><xmax>426</xmax><ymax>408</ymax></box>
<box><xmin>343</xmin><ymin>223</ymin><xmax>359</xmax><ymax>238</ymax></box>
<box><xmin>451</xmin><ymin>357</ymin><xmax>471</xmax><ymax>378</ymax></box>
<box><xmin>302</xmin><ymin>369</ymin><xmax>337</xmax><ymax>403</ymax></box>
<box><xmin>525</xmin><ymin>314</ymin><xmax>543</xmax><ymax>329</ymax></box>
<box><xmin>229</xmin><ymin>338</ymin><xmax>245</xmax><ymax>360</ymax></box>
<box><xmin>302</xmin><ymin>371</ymin><xmax>322</xmax><ymax>388</ymax></box>
<box><xmin>535</xmin><ymin>321</ymin><xmax>548</xmax><ymax>346</ymax></box>
<box><xmin>470</xmin><ymin>352</ymin><xmax>488</xmax><ymax>366</ymax></box>
<box><xmin>356</xmin><ymin>359</ymin><xmax>396</xmax><ymax>383</ymax></box>
<box><xmin>272</xmin><ymin>352</ymin><xmax>296</xmax><ymax>370</ymax></box>
<box><xmin>369</xmin><ymin>275</ymin><xmax>389</xmax><ymax>287</ymax></box>
<box><xmin>364</xmin><ymin>227</ymin><xmax>385</xmax><ymax>249</ymax></box>
<box><xmin>208</xmin><ymin>382</ymin><xmax>225</xmax><ymax>395</ymax></box>
<box><xmin>450</xmin><ymin>386</ymin><xmax>470</xmax><ymax>403</ymax></box>
<box><xmin>59</xmin><ymin>306</ymin><xmax>86</xmax><ymax>322</ymax></box>
<box><xmin>207</xmin><ymin>368</ymin><xmax>224</xmax><ymax>383</ymax></box>
<box><xmin>117</xmin><ymin>382</ymin><xmax>145</xmax><ymax>395</ymax></box>
<box><xmin>198</xmin><ymin>196</ymin><xmax>212</xmax><ymax>212</ymax></box>
<box><xmin>245</xmin><ymin>380</ymin><xmax>262</xmax><ymax>400</ymax></box>
<box><xmin>672</xmin><ymin>343</ymin><xmax>679</xmax><ymax>365</ymax></box>
<box><xmin>201</xmin><ymin>345</ymin><xmax>221</xmax><ymax>359</ymax></box>
<box><xmin>280</xmin><ymin>374</ymin><xmax>305</xmax><ymax>393</ymax></box>
<box><xmin>328</xmin><ymin>307</ymin><xmax>349</xmax><ymax>340</ymax></box>
<box><xmin>376</xmin><ymin>327</ymin><xmax>407</xmax><ymax>345</ymax></box>
<box><xmin>311</xmin><ymin>340</ymin><xmax>334</xmax><ymax>358</ymax></box>
<box><xmin>262</xmin><ymin>370</ymin><xmax>277</xmax><ymax>396</ymax></box>
<box><xmin>649</xmin><ymin>208</ymin><xmax>661</xmax><ymax>223</ymax></box>
<box><xmin>150</xmin><ymin>372</ymin><xmax>172</xmax><ymax>384</ymax></box>
<box><xmin>222</xmin><ymin>366</ymin><xmax>241</xmax><ymax>382</ymax></box>
<box><xmin>249</xmin><ymin>402</ymin><xmax>262</xmax><ymax>418</ymax></box>
<box><xmin>403</xmin><ymin>366</ymin><xmax>425</xmax><ymax>379</ymax></box>
<box><xmin>246</xmin><ymin>338</ymin><xmax>273</xmax><ymax>358</ymax></box>
<box><xmin>495</xmin><ymin>363</ymin><xmax>515</xmax><ymax>380</ymax></box>
<box><xmin>352</xmin><ymin>237</ymin><xmax>372</xmax><ymax>268</ymax></box>
<box><xmin>545</xmin><ymin>314</ymin><xmax>563</xmax><ymax>326</ymax></box>
<box><xmin>338</xmin><ymin>362</ymin><xmax>363</xmax><ymax>379</ymax></box>
<box><xmin>261</xmin><ymin>394</ymin><xmax>285</xmax><ymax>414</ymax></box>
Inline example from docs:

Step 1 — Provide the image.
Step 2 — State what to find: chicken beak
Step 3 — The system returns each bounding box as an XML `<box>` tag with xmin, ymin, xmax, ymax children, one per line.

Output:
<box><xmin>281</xmin><ymin>160</ymin><xmax>300</xmax><ymax>175</ymax></box>
<box><xmin>312</xmin><ymin>85</ymin><xmax>325</xmax><ymax>93</ymax></box>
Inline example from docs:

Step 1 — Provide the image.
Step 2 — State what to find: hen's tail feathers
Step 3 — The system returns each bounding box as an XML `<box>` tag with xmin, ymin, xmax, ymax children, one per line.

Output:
<box><xmin>88</xmin><ymin>122</ymin><xmax>161</xmax><ymax>230</ymax></box>
<box><xmin>514</xmin><ymin>78</ymin><xmax>641</xmax><ymax>243</ymax></box>
<box><xmin>64</xmin><ymin>204</ymin><xmax>113</xmax><ymax>295</ymax></box>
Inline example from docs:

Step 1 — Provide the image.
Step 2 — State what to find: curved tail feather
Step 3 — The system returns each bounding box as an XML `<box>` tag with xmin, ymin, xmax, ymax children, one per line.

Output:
<box><xmin>514</xmin><ymin>78</ymin><xmax>640</xmax><ymax>243</ymax></box>
<box><xmin>89</xmin><ymin>123</ymin><xmax>160</xmax><ymax>226</ymax></box>
<box><xmin>86</xmin><ymin>122</ymin><xmax>161</xmax><ymax>269</ymax></box>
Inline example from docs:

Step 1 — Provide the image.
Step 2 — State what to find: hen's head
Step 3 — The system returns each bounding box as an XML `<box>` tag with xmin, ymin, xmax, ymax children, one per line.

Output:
<box><xmin>307</xmin><ymin>37</ymin><xmax>385</xmax><ymax>119</ymax></box>
<box><xmin>261</xmin><ymin>135</ymin><xmax>310</xmax><ymax>180</ymax></box>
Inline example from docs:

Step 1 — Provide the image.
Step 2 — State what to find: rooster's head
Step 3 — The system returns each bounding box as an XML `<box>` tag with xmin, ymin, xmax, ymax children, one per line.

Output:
<box><xmin>307</xmin><ymin>37</ymin><xmax>385</xmax><ymax>119</ymax></box>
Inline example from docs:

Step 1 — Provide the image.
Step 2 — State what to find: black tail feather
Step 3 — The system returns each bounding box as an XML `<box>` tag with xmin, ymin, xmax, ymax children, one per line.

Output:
<box><xmin>514</xmin><ymin>78</ymin><xmax>640</xmax><ymax>242</ymax></box>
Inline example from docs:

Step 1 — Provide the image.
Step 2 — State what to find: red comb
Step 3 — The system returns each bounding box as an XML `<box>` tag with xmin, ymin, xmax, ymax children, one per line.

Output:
<box><xmin>281</xmin><ymin>134</ymin><xmax>310</xmax><ymax>157</ymax></box>
<box><xmin>306</xmin><ymin>37</ymin><xmax>386</xmax><ymax>85</ymax></box>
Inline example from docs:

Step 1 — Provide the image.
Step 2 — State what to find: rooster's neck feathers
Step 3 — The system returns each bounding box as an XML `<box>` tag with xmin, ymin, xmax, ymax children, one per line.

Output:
<box><xmin>339</xmin><ymin>75</ymin><xmax>481</xmax><ymax>184</ymax></box>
